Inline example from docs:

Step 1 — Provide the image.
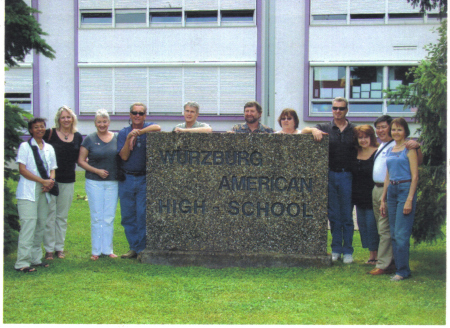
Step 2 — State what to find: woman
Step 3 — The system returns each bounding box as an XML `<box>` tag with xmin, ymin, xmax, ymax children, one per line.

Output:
<box><xmin>380</xmin><ymin>118</ymin><xmax>419</xmax><ymax>281</ymax></box>
<box><xmin>44</xmin><ymin>106</ymin><xmax>82</xmax><ymax>260</ymax></box>
<box><xmin>275</xmin><ymin>108</ymin><xmax>302</xmax><ymax>134</ymax></box>
<box><xmin>351</xmin><ymin>125</ymin><xmax>379</xmax><ymax>264</ymax></box>
<box><xmin>78</xmin><ymin>109</ymin><xmax>119</xmax><ymax>260</ymax></box>
<box><xmin>15</xmin><ymin>118</ymin><xmax>57</xmax><ymax>272</ymax></box>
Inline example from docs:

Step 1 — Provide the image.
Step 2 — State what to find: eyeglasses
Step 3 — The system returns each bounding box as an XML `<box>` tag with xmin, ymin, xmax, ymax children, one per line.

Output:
<box><xmin>332</xmin><ymin>106</ymin><xmax>347</xmax><ymax>111</ymax></box>
<box><xmin>131</xmin><ymin>111</ymin><xmax>145</xmax><ymax>116</ymax></box>
<box><xmin>281</xmin><ymin>117</ymin><xmax>293</xmax><ymax>121</ymax></box>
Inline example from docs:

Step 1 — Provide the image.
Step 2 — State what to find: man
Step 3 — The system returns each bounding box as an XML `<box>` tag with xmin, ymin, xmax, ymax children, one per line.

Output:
<box><xmin>369</xmin><ymin>115</ymin><xmax>422</xmax><ymax>275</ymax></box>
<box><xmin>302</xmin><ymin>97</ymin><xmax>356</xmax><ymax>264</ymax></box>
<box><xmin>173</xmin><ymin>101</ymin><xmax>212</xmax><ymax>133</ymax></box>
<box><xmin>117</xmin><ymin>102</ymin><xmax>161</xmax><ymax>259</ymax></box>
<box><xmin>230</xmin><ymin>101</ymin><xmax>274</xmax><ymax>133</ymax></box>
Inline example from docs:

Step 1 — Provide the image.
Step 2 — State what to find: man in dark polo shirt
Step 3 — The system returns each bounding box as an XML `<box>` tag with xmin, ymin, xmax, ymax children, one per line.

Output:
<box><xmin>302</xmin><ymin>97</ymin><xmax>356</xmax><ymax>264</ymax></box>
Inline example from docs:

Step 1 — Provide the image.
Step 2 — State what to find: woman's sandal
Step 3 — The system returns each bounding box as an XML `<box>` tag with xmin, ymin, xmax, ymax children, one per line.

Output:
<box><xmin>31</xmin><ymin>262</ymin><xmax>49</xmax><ymax>268</ymax></box>
<box><xmin>15</xmin><ymin>267</ymin><xmax>37</xmax><ymax>273</ymax></box>
<box><xmin>45</xmin><ymin>252</ymin><xmax>54</xmax><ymax>260</ymax></box>
<box><xmin>56</xmin><ymin>251</ymin><xmax>65</xmax><ymax>259</ymax></box>
<box><xmin>90</xmin><ymin>255</ymin><xmax>99</xmax><ymax>261</ymax></box>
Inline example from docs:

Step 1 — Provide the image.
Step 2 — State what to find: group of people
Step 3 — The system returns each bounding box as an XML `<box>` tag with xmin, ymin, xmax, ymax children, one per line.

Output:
<box><xmin>14</xmin><ymin>98</ymin><xmax>420</xmax><ymax>281</ymax></box>
<box><xmin>303</xmin><ymin>97</ymin><xmax>421</xmax><ymax>282</ymax></box>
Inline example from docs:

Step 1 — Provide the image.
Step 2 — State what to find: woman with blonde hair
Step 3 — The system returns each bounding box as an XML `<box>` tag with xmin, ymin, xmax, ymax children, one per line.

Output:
<box><xmin>78</xmin><ymin>109</ymin><xmax>119</xmax><ymax>260</ymax></box>
<box><xmin>43</xmin><ymin>106</ymin><xmax>82</xmax><ymax>260</ymax></box>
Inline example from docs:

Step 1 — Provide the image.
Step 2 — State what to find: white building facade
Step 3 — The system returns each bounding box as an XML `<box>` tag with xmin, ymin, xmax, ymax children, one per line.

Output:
<box><xmin>5</xmin><ymin>0</ymin><xmax>443</xmax><ymax>134</ymax></box>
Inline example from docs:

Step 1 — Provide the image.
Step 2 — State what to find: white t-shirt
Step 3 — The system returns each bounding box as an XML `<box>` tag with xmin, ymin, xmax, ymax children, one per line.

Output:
<box><xmin>16</xmin><ymin>138</ymin><xmax>57</xmax><ymax>202</ymax></box>
<box><xmin>372</xmin><ymin>140</ymin><xmax>395</xmax><ymax>183</ymax></box>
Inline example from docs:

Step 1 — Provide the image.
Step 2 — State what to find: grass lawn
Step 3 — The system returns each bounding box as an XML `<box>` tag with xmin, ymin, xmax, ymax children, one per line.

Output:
<box><xmin>3</xmin><ymin>172</ymin><xmax>446</xmax><ymax>324</ymax></box>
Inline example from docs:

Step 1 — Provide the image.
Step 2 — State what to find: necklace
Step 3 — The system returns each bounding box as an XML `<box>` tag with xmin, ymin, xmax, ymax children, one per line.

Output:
<box><xmin>59</xmin><ymin>129</ymin><xmax>70</xmax><ymax>140</ymax></box>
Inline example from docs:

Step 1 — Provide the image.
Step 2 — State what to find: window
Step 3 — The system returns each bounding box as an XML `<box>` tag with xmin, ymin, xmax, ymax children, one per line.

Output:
<box><xmin>115</xmin><ymin>10</ymin><xmax>146</xmax><ymax>25</ymax></box>
<box><xmin>81</xmin><ymin>12</ymin><xmax>112</xmax><ymax>25</ymax></box>
<box><xmin>350</xmin><ymin>14</ymin><xmax>385</xmax><ymax>24</ymax></box>
<box><xmin>312</xmin><ymin>67</ymin><xmax>345</xmax><ymax>112</ymax></box>
<box><xmin>387</xmin><ymin>66</ymin><xmax>416</xmax><ymax>113</ymax></box>
<box><xmin>5</xmin><ymin>93</ymin><xmax>32</xmax><ymax>113</ymax></box>
<box><xmin>221</xmin><ymin>10</ymin><xmax>254</xmax><ymax>25</ymax></box>
<box><xmin>311</xmin><ymin>14</ymin><xmax>347</xmax><ymax>25</ymax></box>
<box><xmin>150</xmin><ymin>11</ymin><xmax>182</xmax><ymax>24</ymax></box>
<box><xmin>4</xmin><ymin>67</ymin><xmax>33</xmax><ymax>113</ymax></box>
<box><xmin>388</xmin><ymin>13</ymin><xmax>424</xmax><ymax>24</ymax></box>
<box><xmin>310</xmin><ymin>65</ymin><xmax>417</xmax><ymax>116</ymax></box>
<box><xmin>426</xmin><ymin>13</ymin><xmax>447</xmax><ymax>23</ymax></box>
<box><xmin>185</xmin><ymin>11</ymin><xmax>218</xmax><ymax>25</ymax></box>
<box><xmin>79</xmin><ymin>66</ymin><xmax>256</xmax><ymax>115</ymax></box>
<box><xmin>349</xmin><ymin>66</ymin><xmax>383</xmax><ymax>113</ymax></box>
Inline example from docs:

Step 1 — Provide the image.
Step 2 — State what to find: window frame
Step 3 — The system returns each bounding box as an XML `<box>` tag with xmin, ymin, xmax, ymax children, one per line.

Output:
<box><xmin>309</xmin><ymin>65</ymin><xmax>417</xmax><ymax>118</ymax></box>
<box><xmin>80</xmin><ymin>10</ymin><xmax>113</xmax><ymax>27</ymax></box>
<box><xmin>115</xmin><ymin>9</ymin><xmax>147</xmax><ymax>27</ymax></box>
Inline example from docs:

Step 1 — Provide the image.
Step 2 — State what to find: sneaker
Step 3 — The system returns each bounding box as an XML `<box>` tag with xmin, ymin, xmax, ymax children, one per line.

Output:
<box><xmin>331</xmin><ymin>253</ymin><xmax>341</xmax><ymax>262</ymax></box>
<box><xmin>343</xmin><ymin>254</ymin><xmax>353</xmax><ymax>264</ymax></box>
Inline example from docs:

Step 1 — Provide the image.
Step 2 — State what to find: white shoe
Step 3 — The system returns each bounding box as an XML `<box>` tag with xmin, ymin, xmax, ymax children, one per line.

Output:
<box><xmin>343</xmin><ymin>254</ymin><xmax>353</xmax><ymax>264</ymax></box>
<box><xmin>331</xmin><ymin>253</ymin><xmax>340</xmax><ymax>262</ymax></box>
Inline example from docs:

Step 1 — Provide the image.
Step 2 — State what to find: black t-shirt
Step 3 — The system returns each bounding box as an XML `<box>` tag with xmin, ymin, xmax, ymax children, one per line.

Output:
<box><xmin>315</xmin><ymin>119</ymin><xmax>356</xmax><ymax>170</ymax></box>
<box><xmin>350</xmin><ymin>151</ymin><xmax>376</xmax><ymax>209</ymax></box>
<box><xmin>44</xmin><ymin>128</ymin><xmax>82</xmax><ymax>183</ymax></box>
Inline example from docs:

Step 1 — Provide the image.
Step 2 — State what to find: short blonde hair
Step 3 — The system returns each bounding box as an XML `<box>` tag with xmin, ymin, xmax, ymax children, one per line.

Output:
<box><xmin>54</xmin><ymin>105</ymin><xmax>78</xmax><ymax>133</ymax></box>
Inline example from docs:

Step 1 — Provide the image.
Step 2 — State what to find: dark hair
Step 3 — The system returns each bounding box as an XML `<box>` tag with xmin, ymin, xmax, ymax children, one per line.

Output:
<box><xmin>353</xmin><ymin>125</ymin><xmax>379</xmax><ymax>149</ymax></box>
<box><xmin>374</xmin><ymin>115</ymin><xmax>393</xmax><ymax>128</ymax></box>
<box><xmin>28</xmin><ymin>117</ymin><xmax>46</xmax><ymax>134</ymax></box>
<box><xmin>244</xmin><ymin>101</ymin><xmax>262</xmax><ymax>114</ymax></box>
<box><xmin>277</xmin><ymin>108</ymin><xmax>299</xmax><ymax>129</ymax></box>
<box><xmin>389</xmin><ymin>117</ymin><xmax>410</xmax><ymax>138</ymax></box>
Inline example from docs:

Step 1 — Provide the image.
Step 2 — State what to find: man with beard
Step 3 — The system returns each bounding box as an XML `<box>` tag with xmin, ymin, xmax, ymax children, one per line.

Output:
<box><xmin>230</xmin><ymin>101</ymin><xmax>274</xmax><ymax>133</ymax></box>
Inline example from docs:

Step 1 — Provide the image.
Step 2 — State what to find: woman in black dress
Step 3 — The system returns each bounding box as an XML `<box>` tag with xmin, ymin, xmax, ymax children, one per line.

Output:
<box><xmin>351</xmin><ymin>125</ymin><xmax>379</xmax><ymax>264</ymax></box>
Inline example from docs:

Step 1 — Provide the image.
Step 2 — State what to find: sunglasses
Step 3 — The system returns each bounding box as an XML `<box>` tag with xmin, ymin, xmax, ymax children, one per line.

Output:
<box><xmin>131</xmin><ymin>111</ymin><xmax>145</xmax><ymax>116</ymax></box>
<box><xmin>281</xmin><ymin>117</ymin><xmax>293</xmax><ymax>121</ymax></box>
<box><xmin>332</xmin><ymin>106</ymin><xmax>347</xmax><ymax>111</ymax></box>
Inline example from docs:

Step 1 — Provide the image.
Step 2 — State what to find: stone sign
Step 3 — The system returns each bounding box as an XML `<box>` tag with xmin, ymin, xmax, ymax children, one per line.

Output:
<box><xmin>140</xmin><ymin>133</ymin><xmax>330</xmax><ymax>268</ymax></box>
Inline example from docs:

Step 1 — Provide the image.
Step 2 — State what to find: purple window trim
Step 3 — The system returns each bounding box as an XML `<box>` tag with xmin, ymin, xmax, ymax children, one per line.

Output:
<box><xmin>302</xmin><ymin>0</ymin><xmax>310</xmax><ymax>124</ymax></box>
<box><xmin>255</xmin><ymin>0</ymin><xmax>262</xmax><ymax>104</ymax></box>
<box><xmin>74</xmin><ymin>0</ymin><xmax>80</xmax><ymax>113</ymax></box>
<box><xmin>304</xmin><ymin>116</ymin><xmax>416</xmax><ymax>123</ymax></box>
<box><xmin>32</xmin><ymin>0</ymin><xmax>40</xmax><ymax>117</ymax></box>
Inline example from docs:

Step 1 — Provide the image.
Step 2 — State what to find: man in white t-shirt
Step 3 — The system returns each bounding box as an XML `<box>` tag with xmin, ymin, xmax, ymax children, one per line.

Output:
<box><xmin>369</xmin><ymin>115</ymin><xmax>422</xmax><ymax>275</ymax></box>
<box><xmin>173</xmin><ymin>101</ymin><xmax>212</xmax><ymax>133</ymax></box>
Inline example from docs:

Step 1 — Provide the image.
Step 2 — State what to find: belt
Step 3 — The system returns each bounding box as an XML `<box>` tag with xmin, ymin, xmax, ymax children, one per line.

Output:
<box><xmin>374</xmin><ymin>183</ymin><xmax>384</xmax><ymax>188</ymax></box>
<box><xmin>329</xmin><ymin>167</ymin><xmax>351</xmax><ymax>172</ymax></box>
<box><xmin>123</xmin><ymin>169</ymin><xmax>146</xmax><ymax>176</ymax></box>
<box><xmin>389</xmin><ymin>179</ymin><xmax>411</xmax><ymax>185</ymax></box>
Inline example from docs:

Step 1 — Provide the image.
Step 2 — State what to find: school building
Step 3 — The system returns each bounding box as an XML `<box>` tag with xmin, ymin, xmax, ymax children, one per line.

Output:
<box><xmin>5</xmin><ymin>0</ymin><xmax>443</xmax><ymax>134</ymax></box>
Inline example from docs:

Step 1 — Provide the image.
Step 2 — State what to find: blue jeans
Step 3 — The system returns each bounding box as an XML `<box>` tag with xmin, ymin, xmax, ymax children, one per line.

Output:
<box><xmin>355</xmin><ymin>206</ymin><xmax>379</xmax><ymax>251</ymax></box>
<box><xmin>387</xmin><ymin>182</ymin><xmax>416</xmax><ymax>278</ymax></box>
<box><xmin>85</xmin><ymin>179</ymin><xmax>118</xmax><ymax>256</ymax></box>
<box><xmin>328</xmin><ymin>170</ymin><xmax>354</xmax><ymax>255</ymax></box>
<box><xmin>119</xmin><ymin>174</ymin><xmax>147</xmax><ymax>253</ymax></box>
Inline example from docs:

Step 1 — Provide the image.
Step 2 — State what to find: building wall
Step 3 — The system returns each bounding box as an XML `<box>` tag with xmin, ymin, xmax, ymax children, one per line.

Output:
<box><xmin>4</xmin><ymin>0</ymin><xmax>444</xmax><ymax>137</ymax></box>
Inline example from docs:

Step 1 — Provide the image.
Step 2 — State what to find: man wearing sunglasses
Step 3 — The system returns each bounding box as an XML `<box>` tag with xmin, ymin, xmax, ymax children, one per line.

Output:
<box><xmin>302</xmin><ymin>97</ymin><xmax>356</xmax><ymax>264</ymax></box>
<box><xmin>173</xmin><ymin>101</ymin><xmax>213</xmax><ymax>133</ymax></box>
<box><xmin>117</xmin><ymin>102</ymin><xmax>161</xmax><ymax>260</ymax></box>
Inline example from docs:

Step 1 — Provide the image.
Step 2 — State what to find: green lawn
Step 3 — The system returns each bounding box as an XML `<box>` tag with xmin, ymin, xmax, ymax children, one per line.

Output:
<box><xmin>3</xmin><ymin>171</ymin><xmax>446</xmax><ymax>324</ymax></box>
